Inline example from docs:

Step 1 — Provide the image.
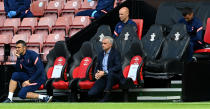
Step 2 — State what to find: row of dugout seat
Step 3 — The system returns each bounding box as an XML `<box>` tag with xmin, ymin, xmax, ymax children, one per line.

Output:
<box><xmin>38</xmin><ymin>21</ymin><xmax>192</xmax><ymax>101</ymax></box>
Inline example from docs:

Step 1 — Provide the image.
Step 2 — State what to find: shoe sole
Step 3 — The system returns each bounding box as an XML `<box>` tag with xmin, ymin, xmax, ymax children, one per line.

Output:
<box><xmin>47</xmin><ymin>96</ymin><xmax>53</xmax><ymax>103</ymax></box>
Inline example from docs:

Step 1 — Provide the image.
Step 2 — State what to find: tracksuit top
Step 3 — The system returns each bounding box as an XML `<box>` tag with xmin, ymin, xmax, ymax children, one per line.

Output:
<box><xmin>16</xmin><ymin>50</ymin><xmax>46</xmax><ymax>83</ymax></box>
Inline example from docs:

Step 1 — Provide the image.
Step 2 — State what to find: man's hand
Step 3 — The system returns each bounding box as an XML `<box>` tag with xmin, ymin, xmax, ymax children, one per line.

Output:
<box><xmin>95</xmin><ymin>70</ymin><xmax>105</xmax><ymax>80</ymax></box>
<box><xmin>22</xmin><ymin>80</ymin><xmax>37</xmax><ymax>87</ymax></box>
<box><xmin>9</xmin><ymin>11</ymin><xmax>17</xmax><ymax>17</ymax></box>
<box><xmin>14</xmin><ymin>50</ymin><xmax>20</xmax><ymax>58</ymax></box>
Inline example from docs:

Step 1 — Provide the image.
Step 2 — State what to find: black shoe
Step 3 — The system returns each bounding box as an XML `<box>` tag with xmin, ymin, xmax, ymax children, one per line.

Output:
<box><xmin>2</xmin><ymin>98</ymin><xmax>13</xmax><ymax>103</ymax></box>
<box><xmin>120</xmin><ymin>78</ymin><xmax>135</xmax><ymax>89</ymax></box>
<box><xmin>42</xmin><ymin>96</ymin><xmax>53</xmax><ymax>102</ymax></box>
<box><xmin>99</xmin><ymin>92</ymin><xmax>111</xmax><ymax>102</ymax></box>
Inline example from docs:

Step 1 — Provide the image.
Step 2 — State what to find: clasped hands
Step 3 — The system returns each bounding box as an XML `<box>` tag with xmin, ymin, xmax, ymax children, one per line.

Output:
<box><xmin>95</xmin><ymin>70</ymin><xmax>105</xmax><ymax>80</ymax></box>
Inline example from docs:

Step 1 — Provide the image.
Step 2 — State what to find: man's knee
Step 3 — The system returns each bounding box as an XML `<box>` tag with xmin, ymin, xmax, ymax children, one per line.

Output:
<box><xmin>88</xmin><ymin>89</ymin><xmax>95</xmax><ymax>97</ymax></box>
<box><xmin>11</xmin><ymin>72</ymin><xmax>20</xmax><ymax>81</ymax></box>
<box><xmin>18</xmin><ymin>89</ymin><xmax>27</xmax><ymax>99</ymax></box>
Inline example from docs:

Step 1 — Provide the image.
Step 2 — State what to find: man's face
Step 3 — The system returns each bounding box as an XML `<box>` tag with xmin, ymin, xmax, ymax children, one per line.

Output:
<box><xmin>16</xmin><ymin>43</ymin><xmax>26</xmax><ymax>55</ymax></box>
<box><xmin>119</xmin><ymin>9</ymin><xmax>128</xmax><ymax>22</ymax></box>
<box><xmin>184</xmin><ymin>13</ymin><xmax>194</xmax><ymax>22</ymax></box>
<box><xmin>102</xmin><ymin>39</ymin><xmax>112</xmax><ymax>51</ymax></box>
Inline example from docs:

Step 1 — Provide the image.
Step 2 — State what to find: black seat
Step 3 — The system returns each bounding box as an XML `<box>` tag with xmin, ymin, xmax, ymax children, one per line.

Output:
<box><xmin>90</xmin><ymin>25</ymin><xmax>112</xmax><ymax>54</ymax></box>
<box><xmin>141</xmin><ymin>24</ymin><xmax>165</xmax><ymax>61</ymax></box>
<box><xmin>44</xmin><ymin>41</ymin><xmax>71</xmax><ymax>96</ymax></box>
<box><xmin>144</xmin><ymin>23</ymin><xmax>190</xmax><ymax>79</ymax></box>
<box><xmin>115</xmin><ymin>24</ymin><xmax>140</xmax><ymax>58</ymax></box>
<box><xmin>122</xmin><ymin>41</ymin><xmax>145</xmax><ymax>87</ymax></box>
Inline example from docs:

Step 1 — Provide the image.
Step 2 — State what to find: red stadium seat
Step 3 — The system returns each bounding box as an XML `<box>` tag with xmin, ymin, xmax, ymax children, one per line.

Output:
<box><xmin>61</xmin><ymin>0</ymin><xmax>81</xmax><ymax>17</ymax></box>
<box><xmin>30</xmin><ymin>1</ymin><xmax>47</xmax><ymax>17</ymax></box>
<box><xmin>9</xmin><ymin>34</ymin><xmax>28</xmax><ymax>62</ymax></box>
<box><xmin>42</xmin><ymin>34</ymin><xmax>65</xmax><ymax>61</ymax></box>
<box><xmin>79</xmin><ymin>0</ymin><xmax>97</xmax><ymax>11</ymax></box>
<box><xmin>71</xmin><ymin>16</ymin><xmax>90</xmax><ymax>29</ymax></box>
<box><xmin>0</xmin><ymin>18</ymin><xmax>21</xmax><ymax>38</ymax></box>
<box><xmin>27</xmin><ymin>34</ymin><xmax>45</xmax><ymax>54</ymax></box>
<box><xmin>52</xmin><ymin>16</ymin><xmax>73</xmax><ymax>37</ymax></box>
<box><xmin>0</xmin><ymin>2</ymin><xmax>5</xmax><ymax>14</ymax></box>
<box><xmin>35</xmin><ymin>17</ymin><xmax>56</xmax><ymax>40</ymax></box>
<box><xmin>0</xmin><ymin>35</ymin><xmax>12</xmax><ymax>62</ymax></box>
<box><xmin>69</xmin><ymin>28</ymin><xmax>81</xmax><ymax>38</ymax></box>
<box><xmin>132</xmin><ymin>19</ymin><xmax>143</xmax><ymax>40</ymax></box>
<box><xmin>18</xmin><ymin>18</ymin><xmax>38</xmax><ymax>37</ymax></box>
<box><xmin>0</xmin><ymin>15</ymin><xmax>6</xmax><ymax>27</ymax></box>
<box><xmin>45</xmin><ymin>1</ymin><xmax>64</xmax><ymax>18</ymax></box>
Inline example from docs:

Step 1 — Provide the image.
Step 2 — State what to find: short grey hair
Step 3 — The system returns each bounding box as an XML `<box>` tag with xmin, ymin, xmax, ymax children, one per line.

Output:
<box><xmin>102</xmin><ymin>36</ymin><xmax>114</xmax><ymax>45</ymax></box>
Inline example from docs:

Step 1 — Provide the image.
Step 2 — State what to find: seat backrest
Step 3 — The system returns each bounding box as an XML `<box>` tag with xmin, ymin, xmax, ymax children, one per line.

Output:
<box><xmin>64</xmin><ymin>0</ymin><xmax>81</xmax><ymax>11</ymax></box>
<box><xmin>80</xmin><ymin>0</ymin><xmax>97</xmax><ymax>10</ymax></box>
<box><xmin>12</xmin><ymin>34</ymin><xmax>28</xmax><ymax>43</ymax></box>
<box><xmin>0</xmin><ymin>15</ymin><xmax>6</xmax><ymax>26</ymax></box>
<box><xmin>115</xmin><ymin>24</ymin><xmax>140</xmax><ymax>58</ymax></box>
<box><xmin>45</xmin><ymin>41</ymin><xmax>71</xmax><ymax>77</ymax></box>
<box><xmin>90</xmin><ymin>25</ymin><xmax>112</xmax><ymax>54</ymax></box>
<box><xmin>203</xmin><ymin>18</ymin><xmax>210</xmax><ymax>44</ymax></box>
<box><xmin>46</xmin><ymin>1</ymin><xmax>64</xmax><ymax>16</ymax></box>
<box><xmin>155</xmin><ymin>2</ymin><xmax>183</xmax><ymax>32</ymax></box>
<box><xmin>141</xmin><ymin>24</ymin><xmax>165</xmax><ymax>61</ymax></box>
<box><xmin>30</xmin><ymin>1</ymin><xmax>46</xmax><ymax>16</ymax></box>
<box><xmin>46</xmin><ymin>34</ymin><xmax>65</xmax><ymax>43</ymax></box>
<box><xmin>132</xmin><ymin>19</ymin><xmax>143</xmax><ymax>40</ymax></box>
<box><xmin>70</xmin><ymin>41</ymin><xmax>96</xmax><ymax>81</ymax></box>
<box><xmin>20</xmin><ymin>18</ymin><xmax>38</xmax><ymax>32</ymax></box>
<box><xmin>161</xmin><ymin>23</ymin><xmax>190</xmax><ymax>61</ymax></box>
<box><xmin>29</xmin><ymin>34</ymin><xmax>44</xmax><ymax>44</ymax></box>
<box><xmin>4</xmin><ymin>18</ymin><xmax>21</xmax><ymax>32</ymax></box>
<box><xmin>38</xmin><ymin>17</ymin><xmax>56</xmax><ymax>28</ymax></box>
<box><xmin>0</xmin><ymin>2</ymin><xmax>5</xmax><ymax>14</ymax></box>
<box><xmin>0</xmin><ymin>35</ymin><xmax>12</xmax><ymax>44</ymax></box>
<box><xmin>71</xmin><ymin>16</ymin><xmax>90</xmax><ymax>28</ymax></box>
<box><xmin>122</xmin><ymin>42</ymin><xmax>145</xmax><ymax>86</ymax></box>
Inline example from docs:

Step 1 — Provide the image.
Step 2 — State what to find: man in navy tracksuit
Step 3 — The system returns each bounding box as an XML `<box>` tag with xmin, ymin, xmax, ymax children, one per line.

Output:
<box><xmin>179</xmin><ymin>7</ymin><xmax>204</xmax><ymax>61</ymax></box>
<box><xmin>75</xmin><ymin>0</ymin><xmax>114</xmax><ymax>19</ymax></box>
<box><xmin>4</xmin><ymin>0</ymin><xmax>33</xmax><ymax>18</ymax></box>
<box><xmin>113</xmin><ymin>7</ymin><xmax>137</xmax><ymax>38</ymax></box>
<box><xmin>3</xmin><ymin>40</ymin><xmax>52</xmax><ymax>103</ymax></box>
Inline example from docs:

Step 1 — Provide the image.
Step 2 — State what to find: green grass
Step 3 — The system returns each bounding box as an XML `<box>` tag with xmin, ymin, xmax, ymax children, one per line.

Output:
<box><xmin>1</xmin><ymin>102</ymin><xmax>210</xmax><ymax>109</ymax></box>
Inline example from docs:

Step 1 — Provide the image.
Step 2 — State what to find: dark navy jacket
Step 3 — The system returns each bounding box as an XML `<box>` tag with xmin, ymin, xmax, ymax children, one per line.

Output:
<box><xmin>16</xmin><ymin>50</ymin><xmax>46</xmax><ymax>83</ymax></box>
<box><xmin>4</xmin><ymin>0</ymin><xmax>33</xmax><ymax>18</ymax></box>
<box><xmin>95</xmin><ymin>48</ymin><xmax>123</xmax><ymax>76</ymax></box>
<box><xmin>113</xmin><ymin>19</ymin><xmax>137</xmax><ymax>38</ymax></box>
<box><xmin>96</xmin><ymin>0</ymin><xmax>114</xmax><ymax>13</ymax></box>
<box><xmin>179</xmin><ymin>17</ymin><xmax>203</xmax><ymax>42</ymax></box>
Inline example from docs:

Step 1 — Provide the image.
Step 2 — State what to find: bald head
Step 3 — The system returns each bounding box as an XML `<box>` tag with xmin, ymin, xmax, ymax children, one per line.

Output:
<box><xmin>119</xmin><ymin>7</ymin><xmax>129</xmax><ymax>23</ymax></box>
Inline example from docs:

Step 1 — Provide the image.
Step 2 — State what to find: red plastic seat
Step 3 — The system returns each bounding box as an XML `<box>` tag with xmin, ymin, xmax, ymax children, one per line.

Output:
<box><xmin>35</xmin><ymin>17</ymin><xmax>56</xmax><ymax>40</ymax></box>
<box><xmin>9</xmin><ymin>34</ymin><xmax>28</xmax><ymax>62</ymax></box>
<box><xmin>0</xmin><ymin>2</ymin><xmax>5</xmax><ymax>14</ymax></box>
<box><xmin>42</xmin><ymin>34</ymin><xmax>65</xmax><ymax>61</ymax></box>
<box><xmin>194</xmin><ymin>18</ymin><xmax>210</xmax><ymax>53</ymax></box>
<box><xmin>71</xmin><ymin>16</ymin><xmax>90</xmax><ymax>29</ymax></box>
<box><xmin>27</xmin><ymin>34</ymin><xmax>45</xmax><ymax>54</ymax></box>
<box><xmin>61</xmin><ymin>0</ymin><xmax>81</xmax><ymax>17</ymax></box>
<box><xmin>0</xmin><ymin>18</ymin><xmax>21</xmax><ymax>37</ymax></box>
<box><xmin>30</xmin><ymin>1</ymin><xmax>47</xmax><ymax>17</ymax></box>
<box><xmin>79</xmin><ymin>0</ymin><xmax>97</xmax><ymax>11</ymax></box>
<box><xmin>52</xmin><ymin>16</ymin><xmax>73</xmax><ymax>37</ymax></box>
<box><xmin>18</xmin><ymin>18</ymin><xmax>38</xmax><ymax>37</ymax></box>
<box><xmin>0</xmin><ymin>35</ymin><xmax>12</xmax><ymax>62</ymax></box>
<box><xmin>0</xmin><ymin>15</ymin><xmax>6</xmax><ymax>27</ymax></box>
<box><xmin>45</xmin><ymin>1</ymin><xmax>64</xmax><ymax>17</ymax></box>
<box><xmin>132</xmin><ymin>19</ymin><xmax>143</xmax><ymax>40</ymax></box>
<box><xmin>69</xmin><ymin>28</ymin><xmax>81</xmax><ymax>38</ymax></box>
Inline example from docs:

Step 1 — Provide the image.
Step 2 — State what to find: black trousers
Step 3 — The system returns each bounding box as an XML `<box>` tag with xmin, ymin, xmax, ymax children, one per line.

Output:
<box><xmin>88</xmin><ymin>72</ymin><xmax>125</xmax><ymax>98</ymax></box>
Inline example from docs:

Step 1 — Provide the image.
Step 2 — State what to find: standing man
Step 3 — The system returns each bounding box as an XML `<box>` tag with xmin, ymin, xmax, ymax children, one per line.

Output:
<box><xmin>75</xmin><ymin>0</ymin><xmax>115</xmax><ymax>19</ymax></box>
<box><xmin>88</xmin><ymin>36</ymin><xmax>133</xmax><ymax>102</ymax></box>
<box><xmin>3</xmin><ymin>40</ymin><xmax>52</xmax><ymax>103</ymax></box>
<box><xmin>4</xmin><ymin>0</ymin><xmax>33</xmax><ymax>18</ymax></box>
<box><xmin>113</xmin><ymin>7</ymin><xmax>137</xmax><ymax>38</ymax></box>
<box><xmin>179</xmin><ymin>7</ymin><xmax>204</xmax><ymax>61</ymax></box>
